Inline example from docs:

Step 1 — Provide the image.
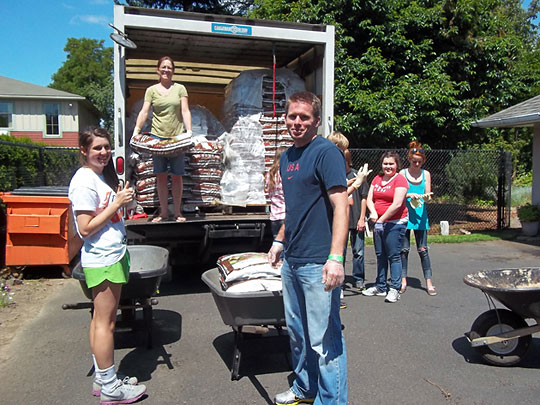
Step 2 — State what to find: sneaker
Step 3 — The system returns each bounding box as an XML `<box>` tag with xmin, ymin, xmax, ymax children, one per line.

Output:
<box><xmin>353</xmin><ymin>280</ymin><xmax>365</xmax><ymax>291</ymax></box>
<box><xmin>274</xmin><ymin>388</ymin><xmax>315</xmax><ymax>405</ymax></box>
<box><xmin>100</xmin><ymin>378</ymin><xmax>146</xmax><ymax>404</ymax></box>
<box><xmin>340</xmin><ymin>300</ymin><xmax>347</xmax><ymax>309</ymax></box>
<box><xmin>362</xmin><ymin>286</ymin><xmax>386</xmax><ymax>297</ymax></box>
<box><xmin>93</xmin><ymin>376</ymin><xmax>139</xmax><ymax>396</ymax></box>
<box><xmin>385</xmin><ymin>288</ymin><xmax>400</xmax><ymax>303</ymax></box>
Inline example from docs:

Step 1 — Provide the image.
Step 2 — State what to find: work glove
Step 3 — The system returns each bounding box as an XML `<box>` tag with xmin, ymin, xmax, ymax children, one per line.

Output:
<box><xmin>352</xmin><ymin>163</ymin><xmax>373</xmax><ymax>189</ymax></box>
<box><xmin>409</xmin><ymin>192</ymin><xmax>433</xmax><ymax>209</ymax></box>
<box><xmin>268</xmin><ymin>240</ymin><xmax>284</xmax><ymax>267</ymax></box>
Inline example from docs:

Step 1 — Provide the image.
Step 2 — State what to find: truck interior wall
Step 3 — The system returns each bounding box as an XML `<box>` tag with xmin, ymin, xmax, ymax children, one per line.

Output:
<box><xmin>126</xmin><ymin>85</ymin><xmax>226</xmax><ymax>122</ymax></box>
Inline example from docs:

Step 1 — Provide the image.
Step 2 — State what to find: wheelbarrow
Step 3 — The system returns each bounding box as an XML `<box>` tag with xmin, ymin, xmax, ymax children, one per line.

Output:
<box><xmin>463</xmin><ymin>267</ymin><xmax>540</xmax><ymax>366</ymax></box>
<box><xmin>201</xmin><ymin>268</ymin><xmax>289</xmax><ymax>380</ymax></box>
<box><xmin>63</xmin><ymin>245</ymin><xmax>169</xmax><ymax>349</ymax></box>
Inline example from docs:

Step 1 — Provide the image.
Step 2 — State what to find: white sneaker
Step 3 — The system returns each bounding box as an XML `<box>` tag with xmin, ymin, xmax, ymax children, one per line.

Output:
<box><xmin>362</xmin><ymin>286</ymin><xmax>386</xmax><ymax>297</ymax></box>
<box><xmin>93</xmin><ymin>376</ymin><xmax>138</xmax><ymax>396</ymax></box>
<box><xmin>274</xmin><ymin>387</ymin><xmax>314</xmax><ymax>404</ymax></box>
<box><xmin>385</xmin><ymin>288</ymin><xmax>400</xmax><ymax>303</ymax></box>
<box><xmin>100</xmin><ymin>378</ymin><xmax>146</xmax><ymax>404</ymax></box>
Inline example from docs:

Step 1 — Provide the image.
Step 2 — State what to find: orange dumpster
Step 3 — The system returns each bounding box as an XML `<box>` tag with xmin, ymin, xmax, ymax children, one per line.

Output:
<box><xmin>0</xmin><ymin>187</ymin><xmax>82</xmax><ymax>275</ymax></box>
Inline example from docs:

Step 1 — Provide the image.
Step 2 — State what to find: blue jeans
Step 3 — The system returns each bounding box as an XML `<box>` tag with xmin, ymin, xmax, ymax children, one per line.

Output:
<box><xmin>343</xmin><ymin>230</ymin><xmax>365</xmax><ymax>283</ymax></box>
<box><xmin>281</xmin><ymin>260</ymin><xmax>348</xmax><ymax>404</ymax></box>
<box><xmin>373</xmin><ymin>222</ymin><xmax>406</xmax><ymax>292</ymax></box>
<box><xmin>401</xmin><ymin>229</ymin><xmax>433</xmax><ymax>279</ymax></box>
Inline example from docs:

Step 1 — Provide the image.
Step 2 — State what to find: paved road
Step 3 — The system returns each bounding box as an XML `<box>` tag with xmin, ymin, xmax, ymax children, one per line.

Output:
<box><xmin>1</xmin><ymin>239</ymin><xmax>540</xmax><ymax>404</ymax></box>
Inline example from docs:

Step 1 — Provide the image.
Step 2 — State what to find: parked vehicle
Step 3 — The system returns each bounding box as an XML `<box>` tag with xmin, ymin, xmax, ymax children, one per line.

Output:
<box><xmin>111</xmin><ymin>5</ymin><xmax>335</xmax><ymax>264</ymax></box>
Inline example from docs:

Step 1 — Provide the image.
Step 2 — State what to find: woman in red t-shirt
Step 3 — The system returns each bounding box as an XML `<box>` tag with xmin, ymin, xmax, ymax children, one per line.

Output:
<box><xmin>362</xmin><ymin>151</ymin><xmax>409</xmax><ymax>303</ymax></box>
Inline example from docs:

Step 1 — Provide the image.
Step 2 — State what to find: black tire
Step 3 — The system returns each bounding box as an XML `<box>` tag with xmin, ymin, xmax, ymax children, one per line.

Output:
<box><xmin>469</xmin><ymin>309</ymin><xmax>531</xmax><ymax>366</ymax></box>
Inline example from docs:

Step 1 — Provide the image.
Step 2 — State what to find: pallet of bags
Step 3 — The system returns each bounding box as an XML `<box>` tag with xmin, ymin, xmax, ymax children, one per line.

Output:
<box><xmin>216</xmin><ymin>252</ymin><xmax>282</xmax><ymax>292</ymax></box>
<box><xmin>183</xmin><ymin>139</ymin><xmax>223</xmax><ymax>209</ymax></box>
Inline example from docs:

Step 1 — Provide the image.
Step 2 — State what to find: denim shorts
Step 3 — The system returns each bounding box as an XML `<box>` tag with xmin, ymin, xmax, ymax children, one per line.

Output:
<box><xmin>152</xmin><ymin>153</ymin><xmax>185</xmax><ymax>175</ymax></box>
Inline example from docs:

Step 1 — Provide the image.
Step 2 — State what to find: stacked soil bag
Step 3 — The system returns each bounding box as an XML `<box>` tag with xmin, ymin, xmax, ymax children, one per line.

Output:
<box><xmin>216</xmin><ymin>252</ymin><xmax>282</xmax><ymax>292</ymax></box>
<box><xmin>183</xmin><ymin>141</ymin><xmax>223</xmax><ymax>210</ymax></box>
<box><xmin>127</xmin><ymin>104</ymin><xmax>224</xmax><ymax>211</ymax></box>
<box><xmin>221</xmin><ymin>69</ymin><xmax>305</xmax><ymax>204</ymax></box>
<box><xmin>222</xmin><ymin>69</ymin><xmax>304</xmax><ymax>204</ymax></box>
<box><xmin>132</xmin><ymin>155</ymin><xmax>172</xmax><ymax>208</ymax></box>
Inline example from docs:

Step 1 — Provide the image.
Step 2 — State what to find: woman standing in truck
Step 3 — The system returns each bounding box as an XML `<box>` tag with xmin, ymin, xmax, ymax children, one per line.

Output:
<box><xmin>133</xmin><ymin>56</ymin><xmax>192</xmax><ymax>223</ymax></box>
<box><xmin>69</xmin><ymin>127</ymin><xmax>146</xmax><ymax>403</ymax></box>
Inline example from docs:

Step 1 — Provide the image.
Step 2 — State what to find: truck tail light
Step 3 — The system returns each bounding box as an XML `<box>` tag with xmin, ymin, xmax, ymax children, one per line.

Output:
<box><xmin>116</xmin><ymin>156</ymin><xmax>125</xmax><ymax>175</ymax></box>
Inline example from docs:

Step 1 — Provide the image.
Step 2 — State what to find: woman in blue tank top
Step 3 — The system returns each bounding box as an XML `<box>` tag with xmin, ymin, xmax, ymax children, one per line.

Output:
<box><xmin>399</xmin><ymin>141</ymin><xmax>437</xmax><ymax>296</ymax></box>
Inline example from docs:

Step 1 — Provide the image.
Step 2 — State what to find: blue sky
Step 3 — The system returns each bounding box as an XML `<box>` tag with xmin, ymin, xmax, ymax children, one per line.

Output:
<box><xmin>1</xmin><ymin>1</ymin><xmax>538</xmax><ymax>89</ymax></box>
<box><xmin>2</xmin><ymin>0</ymin><xmax>114</xmax><ymax>87</ymax></box>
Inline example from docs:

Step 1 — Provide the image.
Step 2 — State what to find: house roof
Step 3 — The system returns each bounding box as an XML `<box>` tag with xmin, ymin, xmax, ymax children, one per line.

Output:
<box><xmin>0</xmin><ymin>75</ymin><xmax>85</xmax><ymax>100</ymax></box>
<box><xmin>471</xmin><ymin>95</ymin><xmax>540</xmax><ymax>128</ymax></box>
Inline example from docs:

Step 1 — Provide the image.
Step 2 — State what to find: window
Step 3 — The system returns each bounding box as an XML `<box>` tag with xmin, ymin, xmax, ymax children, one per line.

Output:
<box><xmin>44</xmin><ymin>103</ymin><xmax>59</xmax><ymax>136</ymax></box>
<box><xmin>0</xmin><ymin>102</ymin><xmax>13</xmax><ymax>129</ymax></box>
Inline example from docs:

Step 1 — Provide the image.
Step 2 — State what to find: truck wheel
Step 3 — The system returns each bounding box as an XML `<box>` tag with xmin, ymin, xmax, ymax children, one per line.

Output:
<box><xmin>469</xmin><ymin>309</ymin><xmax>531</xmax><ymax>366</ymax></box>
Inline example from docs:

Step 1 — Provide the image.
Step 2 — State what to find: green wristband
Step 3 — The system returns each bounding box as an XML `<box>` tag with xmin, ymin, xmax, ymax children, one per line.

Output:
<box><xmin>328</xmin><ymin>254</ymin><xmax>344</xmax><ymax>263</ymax></box>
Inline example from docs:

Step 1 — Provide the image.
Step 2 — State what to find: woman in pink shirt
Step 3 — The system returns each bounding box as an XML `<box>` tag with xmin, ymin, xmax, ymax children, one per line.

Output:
<box><xmin>265</xmin><ymin>147</ymin><xmax>287</xmax><ymax>239</ymax></box>
<box><xmin>362</xmin><ymin>151</ymin><xmax>409</xmax><ymax>303</ymax></box>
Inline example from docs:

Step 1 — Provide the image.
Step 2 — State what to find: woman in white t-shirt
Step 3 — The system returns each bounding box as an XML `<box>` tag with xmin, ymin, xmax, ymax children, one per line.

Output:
<box><xmin>69</xmin><ymin>127</ymin><xmax>146</xmax><ymax>403</ymax></box>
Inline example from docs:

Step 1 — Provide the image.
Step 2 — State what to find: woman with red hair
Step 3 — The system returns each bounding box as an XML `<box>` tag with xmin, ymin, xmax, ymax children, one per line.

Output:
<box><xmin>400</xmin><ymin>141</ymin><xmax>437</xmax><ymax>296</ymax></box>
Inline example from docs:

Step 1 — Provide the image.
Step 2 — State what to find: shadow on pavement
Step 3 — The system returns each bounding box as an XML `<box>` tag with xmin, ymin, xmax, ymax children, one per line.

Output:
<box><xmin>212</xmin><ymin>330</ymin><xmax>291</xmax><ymax>380</ymax></box>
<box><xmin>112</xmin><ymin>309</ymin><xmax>182</xmax><ymax>381</ymax></box>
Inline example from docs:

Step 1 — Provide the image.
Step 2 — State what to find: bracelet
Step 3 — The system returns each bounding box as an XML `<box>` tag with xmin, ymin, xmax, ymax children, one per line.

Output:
<box><xmin>273</xmin><ymin>239</ymin><xmax>284</xmax><ymax>245</ymax></box>
<box><xmin>328</xmin><ymin>254</ymin><xmax>344</xmax><ymax>263</ymax></box>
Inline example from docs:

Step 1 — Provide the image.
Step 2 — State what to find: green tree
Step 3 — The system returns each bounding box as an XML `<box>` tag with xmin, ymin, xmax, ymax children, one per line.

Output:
<box><xmin>50</xmin><ymin>38</ymin><xmax>113</xmax><ymax>130</ymax></box>
<box><xmin>250</xmin><ymin>0</ymin><xmax>540</xmax><ymax>158</ymax></box>
<box><xmin>116</xmin><ymin>0</ymin><xmax>254</xmax><ymax>15</ymax></box>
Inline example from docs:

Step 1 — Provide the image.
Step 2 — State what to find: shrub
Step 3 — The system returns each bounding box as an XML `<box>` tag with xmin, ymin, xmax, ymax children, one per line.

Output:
<box><xmin>0</xmin><ymin>136</ymin><xmax>79</xmax><ymax>191</ymax></box>
<box><xmin>517</xmin><ymin>203</ymin><xmax>540</xmax><ymax>222</ymax></box>
<box><xmin>444</xmin><ymin>152</ymin><xmax>498</xmax><ymax>203</ymax></box>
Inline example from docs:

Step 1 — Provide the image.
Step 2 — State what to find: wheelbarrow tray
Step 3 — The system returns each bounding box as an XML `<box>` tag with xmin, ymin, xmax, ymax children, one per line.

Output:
<box><xmin>463</xmin><ymin>267</ymin><xmax>540</xmax><ymax>319</ymax></box>
<box><xmin>201</xmin><ymin>268</ymin><xmax>288</xmax><ymax>380</ymax></box>
<box><xmin>67</xmin><ymin>245</ymin><xmax>169</xmax><ymax>349</ymax></box>
<box><xmin>201</xmin><ymin>267</ymin><xmax>285</xmax><ymax>327</ymax></box>
<box><xmin>72</xmin><ymin>245</ymin><xmax>169</xmax><ymax>301</ymax></box>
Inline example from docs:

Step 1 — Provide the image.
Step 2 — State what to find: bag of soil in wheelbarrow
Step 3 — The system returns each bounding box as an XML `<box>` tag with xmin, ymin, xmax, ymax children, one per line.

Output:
<box><xmin>216</xmin><ymin>252</ymin><xmax>282</xmax><ymax>291</ymax></box>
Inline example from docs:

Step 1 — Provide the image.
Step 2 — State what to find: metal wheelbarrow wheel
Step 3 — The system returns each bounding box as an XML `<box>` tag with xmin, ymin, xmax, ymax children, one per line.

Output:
<box><xmin>469</xmin><ymin>309</ymin><xmax>531</xmax><ymax>366</ymax></box>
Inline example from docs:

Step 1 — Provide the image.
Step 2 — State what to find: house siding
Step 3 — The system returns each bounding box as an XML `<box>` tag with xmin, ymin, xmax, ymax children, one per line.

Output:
<box><xmin>8</xmin><ymin>100</ymin><xmax>98</xmax><ymax>147</ymax></box>
<box><xmin>10</xmin><ymin>130</ymin><xmax>79</xmax><ymax>147</ymax></box>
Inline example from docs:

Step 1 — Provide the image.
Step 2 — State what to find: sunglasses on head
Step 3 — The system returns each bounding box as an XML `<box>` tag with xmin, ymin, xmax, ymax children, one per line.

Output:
<box><xmin>411</xmin><ymin>148</ymin><xmax>424</xmax><ymax>154</ymax></box>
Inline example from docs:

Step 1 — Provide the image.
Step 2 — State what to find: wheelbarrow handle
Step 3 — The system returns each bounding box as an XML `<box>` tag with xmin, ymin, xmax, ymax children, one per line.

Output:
<box><xmin>62</xmin><ymin>302</ymin><xmax>94</xmax><ymax>310</ymax></box>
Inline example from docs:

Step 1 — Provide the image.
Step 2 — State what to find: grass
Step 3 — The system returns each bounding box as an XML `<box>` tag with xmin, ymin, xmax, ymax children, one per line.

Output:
<box><xmin>363</xmin><ymin>229</ymin><xmax>522</xmax><ymax>245</ymax></box>
<box><xmin>511</xmin><ymin>185</ymin><xmax>532</xmax><ymax>207</ymax></box>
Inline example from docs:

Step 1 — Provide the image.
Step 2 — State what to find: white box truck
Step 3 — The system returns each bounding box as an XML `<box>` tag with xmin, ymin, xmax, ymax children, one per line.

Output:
<box><xmin>111</xmin><ymin>5</ymin><xmax>335</xmax><ymax>263</ymax></box>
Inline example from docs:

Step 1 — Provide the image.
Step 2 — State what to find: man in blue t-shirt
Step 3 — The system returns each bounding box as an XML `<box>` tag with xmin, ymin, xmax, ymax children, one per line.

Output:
<box><xmin>268</xmin><ymin>91</ymin><xmax>349</xmax><ymax>405</ymax></box>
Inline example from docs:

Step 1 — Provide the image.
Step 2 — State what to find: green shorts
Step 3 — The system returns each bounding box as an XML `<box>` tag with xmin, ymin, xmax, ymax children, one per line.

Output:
<box><xmin>83</xmin><ymin>250</ymin><xmax>130</xmax><ymax>289</ymax></box>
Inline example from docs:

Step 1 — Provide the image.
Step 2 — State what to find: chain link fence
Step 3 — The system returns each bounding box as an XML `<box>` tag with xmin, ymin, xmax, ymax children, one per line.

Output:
<box><xmin>0</xmin><ymin>141</ymin><xmax>512</xmax><ymax>233</ymax></box>
<box><xmin>0</xmin><ymin>140</ymin><xmax>80</xmax><ymax>192</ymax></box>
<box><xmin>349</xmin><ymin>148</ymin><xmax>512</xmax><ymax>233</ymax></box>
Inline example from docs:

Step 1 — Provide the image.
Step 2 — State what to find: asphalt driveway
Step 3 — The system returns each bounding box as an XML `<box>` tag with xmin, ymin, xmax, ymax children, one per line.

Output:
<box><xmin>1</xmin><ymin>239</ymin><xmax>540</xmax><ymax>404</ymax></box>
